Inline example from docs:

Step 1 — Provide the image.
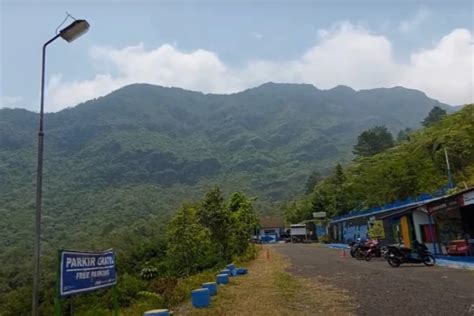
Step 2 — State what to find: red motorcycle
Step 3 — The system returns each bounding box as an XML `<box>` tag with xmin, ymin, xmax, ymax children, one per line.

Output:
<box><xmin>353</xmin><ymin>239</ymin><xmax>379</xmax><ymax>260</ymax></box>
<box><xmin>365</xmin><ymin>241</ymin><xmax>387</xmax><ymax>261</ymax></box>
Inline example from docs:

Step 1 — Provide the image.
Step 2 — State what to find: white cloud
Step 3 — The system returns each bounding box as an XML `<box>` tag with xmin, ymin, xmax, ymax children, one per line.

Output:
<box><xmin>46</xmin><ymin>22</ymin><xmax>473</xmax><ymax>111</ymax></box>
<box><xmin>0</xmin><ymin>95</ymin><xmax>22</xmax><ymax>108</ymax></box>
<box><xmin>46</xmin><ymin>73</ymin><xmax>122</xmax><ymax>112</ymax></box>
<box><xmin>46</xmin><ymin>44</ymin><xmax>242</xmax><ymax>111</ymax></box>
<box><xmin>400</xmin><ymin>29</ymin><xmax>473</xmax><ymax>105</ymax></box>
<box><xmin>274</xmin><ymin>22</ymin><xmax>398</xmax><ymax>88</ymax></box>
<box><xmin>399</xmin><ymin>8</ymin><xmax>431</xmax><ymax>32</ymax></box>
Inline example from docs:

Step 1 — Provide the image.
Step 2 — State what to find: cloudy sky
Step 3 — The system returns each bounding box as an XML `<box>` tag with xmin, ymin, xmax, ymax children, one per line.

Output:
<box><xmin>0</xmin><ymin>0</ymin><xmax>473</xmax><ymax>112</ymax></box>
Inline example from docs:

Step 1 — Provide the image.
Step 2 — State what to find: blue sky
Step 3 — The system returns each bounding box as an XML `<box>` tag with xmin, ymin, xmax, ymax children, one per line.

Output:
<box><xmin>1</xmin><ymin>0</ymin><xmax>473</xmax><ymax>112</ymax></box>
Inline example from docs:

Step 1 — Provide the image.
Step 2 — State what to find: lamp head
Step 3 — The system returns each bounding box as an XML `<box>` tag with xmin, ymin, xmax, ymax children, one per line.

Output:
<box><xmin>59</xmin><ymin>20</ymin><xmax>90</xmax><ymax>42</ymax></box>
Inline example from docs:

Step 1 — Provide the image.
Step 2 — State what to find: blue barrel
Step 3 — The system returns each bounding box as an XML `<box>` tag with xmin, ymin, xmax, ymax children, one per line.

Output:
<box><xmin>226</xmin><ymin>263</ymin><xmax>236</xmax><ymax>271</ymax></box>
<box><xmin>202</xmin><ymin>282</ymin><xmax>217</xmax><ymax>296</ymax></box>
<box><xmin>220</xmin><ymin>269</ymin><xmax>231</xmax><ymax>276</ymax></box>
<box><xmin>192</xmin><ymin>288</ymin><xmax>210</xmax><ymax>308</ymax></box>
<box><xmin>231</xmin><ymin>269</ymin><xmax>238</xmax><ymax>276</ymax></box>
<box><xmin>144</xmin><ymin>309</ymin><xmax>170</xmax><ymax>316</ymax></box>
<box><xmin>216</xmin><ymin>273</ymin><xmax>229</xmax><ymax>285</ymax></box>
<box><xmin>236</xmin><ymin>268</ymin><xmax>248</xmax><ymax>275</ymax></box>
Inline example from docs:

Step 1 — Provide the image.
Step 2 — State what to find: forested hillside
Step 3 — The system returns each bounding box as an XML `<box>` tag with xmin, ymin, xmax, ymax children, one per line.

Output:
<box><xmin>285</xmin><ymin>105</ymin><xmax>474</xmax><ymax>223</ymax></box>
<box><xmin>0</xmin><ymin>188</ymin><xmax>259</xmax><ymax>315</ymax></box>
<box><xmin>0</xmin><ymin>83</ymin><xmax>454</xmax><ymax>313</ymax></box>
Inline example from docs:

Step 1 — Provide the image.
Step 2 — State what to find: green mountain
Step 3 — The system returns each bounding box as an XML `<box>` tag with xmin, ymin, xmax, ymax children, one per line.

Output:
<box><xmin>284</xmin><ymin>104</ymin><xmax>474</xmax><ymax>226</ymax></box>
<box><xmin>0</xmin><ymin>83</ymin><xmax>453</xmax><ymax>293</ymax></box>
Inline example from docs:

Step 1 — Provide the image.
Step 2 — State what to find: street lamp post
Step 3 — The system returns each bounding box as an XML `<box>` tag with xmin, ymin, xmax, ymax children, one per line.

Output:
<box><xmin>32</xmin><ymin>19</ymin><xmax>89</xmax><ymax>316</ymax></box>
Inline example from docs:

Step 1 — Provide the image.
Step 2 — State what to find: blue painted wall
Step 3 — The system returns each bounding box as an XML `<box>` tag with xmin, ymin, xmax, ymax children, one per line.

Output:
<box><xmin>315</xmin><ymin>225</ymin><xmax>326</xmax><ymax>238</ymax></box>
<box><xmin>342</xmin><ymin>221</ymin><xmax>368</xmax><ymax>243</ymax></box>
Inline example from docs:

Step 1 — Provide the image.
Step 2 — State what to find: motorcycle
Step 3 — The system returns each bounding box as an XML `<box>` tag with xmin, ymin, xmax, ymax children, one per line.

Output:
<box><xmin>365</xmin><ymin>243</ymin><xmax>387</xmax><ymax>261</ymax></box>
<box><xmin>349</xmin><ymin>240</ymin><xmax>361</xmax><ymax>258</ymax></box>
<box><xmin>353</xmin><ymin>239</ymin><xmax>378</xmax><ymax>260</ymax></box>
<box><xmin>385</xmin><ymin>241</ymin><xmax>436</xmax><ymax>267</ymax></box>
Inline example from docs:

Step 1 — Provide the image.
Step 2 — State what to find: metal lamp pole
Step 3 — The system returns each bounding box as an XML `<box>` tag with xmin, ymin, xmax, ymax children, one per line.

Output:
<box><xmin>32</xmin><ymin>19</ymin><xmax>89</xmax><ymax>316</ymax></box>
<box><xmin>32</xmin><ymin>33</ymin><xmax>60</xmax><ymax>316</ymax></box>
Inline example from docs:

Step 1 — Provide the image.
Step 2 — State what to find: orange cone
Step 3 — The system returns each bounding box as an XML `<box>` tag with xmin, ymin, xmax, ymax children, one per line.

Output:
<box><xmin>340</xmin><ymin>249</ymin><xmax>347</xmax><ymax>259</ymax></box>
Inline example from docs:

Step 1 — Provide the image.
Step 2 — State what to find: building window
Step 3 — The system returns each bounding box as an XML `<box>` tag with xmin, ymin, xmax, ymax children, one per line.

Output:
<box><xmin>420</xmin><ymin>224</ymin><xmax>437</xmax><ymax>243</ymax></box>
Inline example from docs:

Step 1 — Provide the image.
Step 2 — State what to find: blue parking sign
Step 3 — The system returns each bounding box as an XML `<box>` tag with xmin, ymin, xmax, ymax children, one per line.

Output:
<box><xmin>60</xmin><ymin>249</ymin><xmax>117</xmax><ymax>296</ymax></box>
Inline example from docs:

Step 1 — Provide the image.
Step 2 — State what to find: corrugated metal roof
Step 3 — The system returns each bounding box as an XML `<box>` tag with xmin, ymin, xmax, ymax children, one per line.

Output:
<box><xmin>259</xmin><ymin>217</ymin><xmax>284</xmax><ymax>228</ymax></box>
<box><xmin>330</xmin><ymin>195</ymin><xmax>446</xmax><ymax>224</ymax></box>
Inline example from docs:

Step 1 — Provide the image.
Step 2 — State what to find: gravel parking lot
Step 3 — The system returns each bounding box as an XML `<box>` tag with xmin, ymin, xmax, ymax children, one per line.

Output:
<box><xmin>274</xmin><ymin>243</ymin><xmax>474</xmax><ymax>316</ymax></box>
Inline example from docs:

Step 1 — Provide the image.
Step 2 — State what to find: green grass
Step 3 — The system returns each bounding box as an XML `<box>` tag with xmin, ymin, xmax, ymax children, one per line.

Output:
<box><xmin>273</xmin><ymin>271</ymin><xmax>302</xmax><ymax>301</ymax></box>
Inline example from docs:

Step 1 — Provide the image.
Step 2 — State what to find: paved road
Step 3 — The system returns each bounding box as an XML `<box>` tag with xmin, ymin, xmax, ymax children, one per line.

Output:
<box><xmin>274</xmin><ymin>243</ymin><xmax>474</xmax><ymax>316</ymax></box>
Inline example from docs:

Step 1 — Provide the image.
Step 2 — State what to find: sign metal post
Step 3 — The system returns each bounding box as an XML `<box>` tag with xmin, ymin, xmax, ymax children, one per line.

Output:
<box><xmin>55</xmin><ymin>250</ymin><xmax>62</xmax><ymax>316</ymax></box>
<box><xmin>113</xmin><ymin>284</ymin><xmax>119</xmax><ymax>316</ymax></box>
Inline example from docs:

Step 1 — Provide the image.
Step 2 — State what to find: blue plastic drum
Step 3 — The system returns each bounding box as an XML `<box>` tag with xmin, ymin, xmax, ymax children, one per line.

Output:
<box><xmin>220</xmin><ymin>269</ymin><xmax>231</xmax><ymax>276</ymax></box>
<box><xmin>236</xmin><ymin>268</ymin><xmax>248</xmax><ymax>275</ymax></box>
<box><xmin>202</xmin><ymin>282</ymin><xmax>218</xmax><ymax>296</ymax></box>
<box><xmin>192</xmin><ymin>288</ymin><xmax>210</xmax><ymax>308</ymax></box>
<box><xmin>226</xmin><ymin>263</ymin><xmax>236</xmax><ymax>271</ymax></box>
<box><xmin>216</xmin><ymin>273</ymin><xmax>229</xmax><ymax>285</ymax></box>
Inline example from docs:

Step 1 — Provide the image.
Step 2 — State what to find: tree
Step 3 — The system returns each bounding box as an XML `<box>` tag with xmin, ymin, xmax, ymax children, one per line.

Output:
<box><xmin>196</xmin><ymin>187</ymin><xmax>232</xmax><ymax>260</ymax></box>
<box><xmin>166</xmin><ymin>203</ymin><xmax>217</xmax><ymax>275</ymax></box>
<box><xmin>353</xmin><ymin>125</ymin><xmax>394</xmax><ymax>157</ymax></box>
<box><xmin>283</xmin><ymin>199</ymin><xmax>313</xmax><ymax>224</ymax></box>
<box><xmin>227</xmin><ymin>192</ymin><xmax>258</xmax><ymax>256</ymax></box>
<box><xmin>396</xmin><ymin>128</ymin><xmax>412</xmax><ymax>143</ymax></box>
<box><xmin>332</xmin><ymin>164</ymin><xmax>345</xmax><ymax>187</ymax></box>
<box><xmin>311</xmin><ymin>189</ymin><xmax>332</xmax><ymax>216</ymax></box>
<box><xmin>422</xmin><ymin>106</ymin><xmax>447</xmax><ymax>127</ymax></box>
<box><xmin>304</xmin><ymin>171</ymin><xmax>321</xmax><ymax>194</ymax></box>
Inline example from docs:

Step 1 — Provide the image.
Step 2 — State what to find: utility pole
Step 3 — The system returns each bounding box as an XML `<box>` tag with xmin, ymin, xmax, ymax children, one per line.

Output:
<box><xmin>444</xmin><ymin>147</ymin><xmax>454</xmax><ymax>189</ymax></box>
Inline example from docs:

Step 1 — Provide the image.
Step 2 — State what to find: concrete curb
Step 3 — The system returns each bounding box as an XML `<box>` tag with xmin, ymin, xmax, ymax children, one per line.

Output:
<box><xmin>435</xmin><ymin>258</ymin><xmax>474</xmax><ymax>270</ymax></box>
<box><xmin>325</xmin><ymin>243</ymin><xmax>350</xmax><ymax>250</ymax></box>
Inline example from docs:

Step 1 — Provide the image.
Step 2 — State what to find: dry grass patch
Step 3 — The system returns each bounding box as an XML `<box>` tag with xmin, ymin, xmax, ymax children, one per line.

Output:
<box><xmin>174</xmin><ymin>245</ymin><xmax>354</xmax><ymax>315</ymax></box>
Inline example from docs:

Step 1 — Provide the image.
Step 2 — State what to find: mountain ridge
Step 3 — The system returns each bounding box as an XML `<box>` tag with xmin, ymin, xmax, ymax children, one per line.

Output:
<box><xmin>1</xmin><ymin>82</ymin><xmax>456</xmax><ymax>115</ymax></box>
<box><xmin>0</xmin><ymin>82</ymin><xmax>455</xmax><ymax>194</ymax></box>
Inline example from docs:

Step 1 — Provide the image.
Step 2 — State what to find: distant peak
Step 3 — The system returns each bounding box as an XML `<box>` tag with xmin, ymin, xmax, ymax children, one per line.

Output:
<box><xmin>252</xmin><ymin>82</ymin><xmax>319</xmax><ymax>91</ymax></box>
<box><xmin>258</xmin><ymin>82</ymin><xmax>277</xmax><ymax>87</ymax></box>
<box><xmin>390</xmin><ymin>86</ymin><xmax>427</xmax><ymax>96</ymax></box>
<box><xmin>360</xmin><ymin>86</ymin><xmax>427</xmax><ymax>96</ymax></box>
<box><xmin>110</xmin><ymin>83</ymin><xmax>205</xmax><ymax>96</ymax></box>
<box><xmin>327</xmin><ymin>85</ymin><xmax>356</xmax><ymax>93</ymax></box>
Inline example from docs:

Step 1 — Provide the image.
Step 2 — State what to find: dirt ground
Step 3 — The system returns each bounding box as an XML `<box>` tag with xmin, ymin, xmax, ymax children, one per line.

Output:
<box><xmin>175</xmin><ymin>245</ymin><xmax>355</xmax><ymax>315</ymax></box>
<box><xmin>275</xmin><ymin>243</ymin><xmax>474</xmax><ymax>316</ymax></box>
